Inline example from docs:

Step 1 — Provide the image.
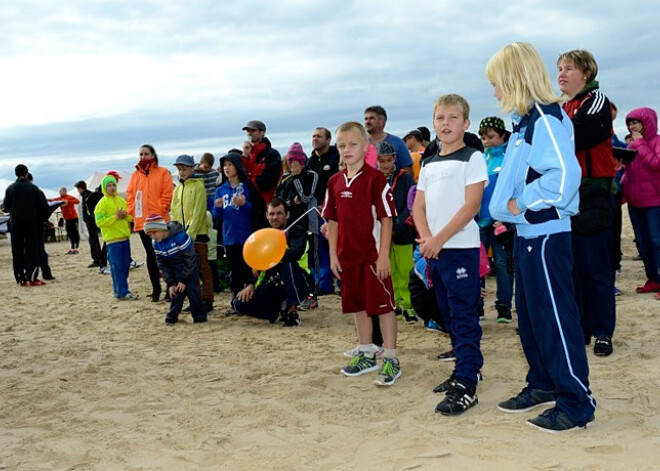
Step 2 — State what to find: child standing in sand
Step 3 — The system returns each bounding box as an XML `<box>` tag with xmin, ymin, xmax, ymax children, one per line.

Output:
<box><xmin>322</xmin><ymin>121</ymin><xmax>401</xmax><ymax>387</ymax></box>
<box><xmin>94</xmin><ymin>174</ymin><xmax>137</xmax><ymax>300</ymax></box>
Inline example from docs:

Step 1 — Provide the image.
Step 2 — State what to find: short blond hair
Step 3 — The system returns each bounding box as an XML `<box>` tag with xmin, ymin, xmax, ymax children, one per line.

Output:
<box><xmin>557</xmin><ymin>49</ymin><xmax>598</xmax><ymax>83</ymax></box>
<box><xmin>433</xmin><ymin>94</ymin><xmax>470</xmax><ymax>120</ymax></box>
<box><xmin>486</xmin><ymin>42</ymin><xmax>562</xmax><ymax>116</ymax></box>
<box><xmin>335</xmin><ymin>121</ymin><xmax>369</xmax><ymax>143</ymax></box>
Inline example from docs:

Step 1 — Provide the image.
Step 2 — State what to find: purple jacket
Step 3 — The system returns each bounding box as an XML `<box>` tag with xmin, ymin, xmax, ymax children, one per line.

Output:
<box><xmin>622</xmin><ymin>107</ymin><xmax>660</xmax><ymax>207</ymax></box>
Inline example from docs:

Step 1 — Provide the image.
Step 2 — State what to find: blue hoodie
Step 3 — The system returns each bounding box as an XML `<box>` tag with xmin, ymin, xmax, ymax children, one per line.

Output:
<box><xmin>488</xmin><ymin>103</ymin><xmax>581</xmax><ymax>238</ymax></box>
<box><xmin>478</xmin><ymin>142</ymin><xmax>507</xmax><ymax>227</ymax></box>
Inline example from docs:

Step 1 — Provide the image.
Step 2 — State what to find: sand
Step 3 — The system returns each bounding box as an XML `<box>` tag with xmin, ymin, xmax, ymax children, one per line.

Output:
<box><xmin>1</xmin><ymin>217</ymin><xmax>659</xmax><ymax>471</ymax></box>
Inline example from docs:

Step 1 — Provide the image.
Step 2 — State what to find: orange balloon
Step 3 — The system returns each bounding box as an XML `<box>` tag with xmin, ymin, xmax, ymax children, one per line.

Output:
<box><xmin>242</xmin><ymin>228</ymin><xmax>287</xmax><ymax>271</ymax></box>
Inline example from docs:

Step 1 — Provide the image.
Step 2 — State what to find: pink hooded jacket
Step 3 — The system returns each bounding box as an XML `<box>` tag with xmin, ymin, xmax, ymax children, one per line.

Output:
<box><xmin>622</xmin><ymin>107</ymin><xmax>660</xmax><ymax>207</ymax></box>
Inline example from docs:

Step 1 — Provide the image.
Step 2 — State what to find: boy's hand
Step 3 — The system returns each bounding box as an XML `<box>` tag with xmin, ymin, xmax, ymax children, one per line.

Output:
<box><xmin>232</xmin><ymin>194</ymin><xmax>246</xmax><ymax>207</ymax></box>
<box><xmin>215</xmin><ymin>197</ymin><xmax>223</xmax><ymax>208</ymax></box>
<box><xmin>320</xmin><ymin>222</ymin><xmax>329</xmax><ymax>239</ymax></box>
<box><xmin>330</xmin><ymin>257</ymin><xmax>342</xmax><ymax>280</ymax></box>
<box><xmin>169</xmin><ymin>282</ymin><xmax>186</xmax><ymax>298</ymax></box>
<box><xmin>236</xmin><ymin>284</ymin><xmax>254</xmax><ymax>302</ymax></box>
<box><xmin>417</xmin><ymin>235</ymin><xmax>444</xmax><ymax>259</ymax></box>
<box><xmin>507</xmin><ymin>198</ymin><xmax>521</xmax><ymax>216</ymax></box>
<box><xmin>116</xmin><ymin>209</ymin><xmax>127</xmax><ymax>219</ymax></box>
<box><xmin>375</xmin><ymin>254</ymin><xmax>391</xmax><ymax>280</ymax></box>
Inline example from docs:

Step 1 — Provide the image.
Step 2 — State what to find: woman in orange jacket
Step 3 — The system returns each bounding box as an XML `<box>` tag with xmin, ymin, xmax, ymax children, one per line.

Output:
<box><xmin>126</xmin><ymin>144</ymin><xmax>174</xmax><ymax>301</ymax></box>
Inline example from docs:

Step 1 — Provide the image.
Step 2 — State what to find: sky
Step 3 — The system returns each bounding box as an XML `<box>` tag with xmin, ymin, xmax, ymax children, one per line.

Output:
<box><xmin>1</xmin><ymin>0</ymin><xmax>659</xmax><ymax>193</ymax></box>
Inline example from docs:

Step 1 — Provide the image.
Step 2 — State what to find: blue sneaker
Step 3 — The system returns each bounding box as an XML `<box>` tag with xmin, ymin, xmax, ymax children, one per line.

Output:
<box><xmin>527</xmin><ymin>407</ymin><xmax>594</xmax><ymax>433</ymax></box>
<box><xmin>425</xmin><ymin>319</ymin><xmax>444</xmax><ymax>333</ymax></box>
<box><xmin>498</xmin><ymin>387</ymin><xmax>555</xmax><ymax>413</ymax></box>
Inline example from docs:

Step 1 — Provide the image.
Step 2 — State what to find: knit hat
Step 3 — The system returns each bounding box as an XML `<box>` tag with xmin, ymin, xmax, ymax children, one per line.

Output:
<box><xmin>376</xmin><ymin>141</ymin><xmax>395</xmax><ymax>156</ymax></box>
<box><xmin>479</xmin><ymin>116</ymin><xmax>508</xmax><ymax>135</ymax></box>
<box><xmin>286</xmin><ymin>142</ymin><xmax>307</xmax><ymax>164</ymax></box>
<box><xmin>101</xmin><ymin>175</ymin><xmax>117</xmax><ymax>194</ymax></box>
<box><xmin>106</xmin><ymin>170</ymin><xmax>122</xmax><ymax>180</ymax></box>
<box><xmin>144</xmin><ymin>213</ymin><xmax>168</xmax><ymax>232</ymax></box>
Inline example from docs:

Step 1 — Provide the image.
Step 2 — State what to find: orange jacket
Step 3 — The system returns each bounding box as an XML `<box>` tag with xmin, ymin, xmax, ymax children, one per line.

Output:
<box><xmin>126</xmin><ymin>164</ymin><xmax>174</xmax><ymax>231</ymax></box>
<box><xmin>50</xmin><ymin>194</ymin><xmax>80</xmax><ymax>220</ymax></box>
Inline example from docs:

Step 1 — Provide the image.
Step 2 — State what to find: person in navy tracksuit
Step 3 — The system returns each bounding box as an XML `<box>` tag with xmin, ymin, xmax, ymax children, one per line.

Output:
<box><xmin>486</xmin><ymin>42</ymin><xmax>596</xmax><ymax>432</ymax></box>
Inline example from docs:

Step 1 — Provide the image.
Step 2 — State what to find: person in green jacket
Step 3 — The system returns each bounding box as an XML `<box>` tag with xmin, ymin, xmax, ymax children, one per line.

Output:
<box><xmin>171</xmin><ymin>155</ymin><xmax>214</xmax><ymax>312</ymax></box>
<box><xmin>94</xmin><ymin>174</ymin><xmax>137</xmax><ymax>300</ymax></box>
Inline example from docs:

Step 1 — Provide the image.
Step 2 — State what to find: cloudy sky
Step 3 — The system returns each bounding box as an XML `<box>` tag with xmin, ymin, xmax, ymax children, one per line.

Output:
<box><xmin>1</xmin><ymin>0</ymin><xmax>659</xmax><ymax>192</ymax></box>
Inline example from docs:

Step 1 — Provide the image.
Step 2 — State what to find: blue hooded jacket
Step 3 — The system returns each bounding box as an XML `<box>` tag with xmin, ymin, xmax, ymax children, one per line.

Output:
<box><xmin>488</xmin><ymin>103</ymin><xmax>581</xmax><ymax>238</ymax></box>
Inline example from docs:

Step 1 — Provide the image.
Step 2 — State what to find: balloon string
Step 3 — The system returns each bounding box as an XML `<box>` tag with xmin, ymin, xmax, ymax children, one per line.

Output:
<box><xmin>282</xmin><ymin>206</ymin><xmax>326</xmax><ymax>233</ymax></box>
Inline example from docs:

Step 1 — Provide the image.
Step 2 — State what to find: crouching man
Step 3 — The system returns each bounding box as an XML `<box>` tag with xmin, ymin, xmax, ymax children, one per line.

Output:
<box><xmin>233</xmin><ymin>197</ymin><xmax>309</xmax><ymax>327</ymax></box>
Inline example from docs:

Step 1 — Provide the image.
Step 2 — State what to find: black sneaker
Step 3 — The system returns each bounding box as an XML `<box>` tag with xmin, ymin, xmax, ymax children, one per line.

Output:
<box><xmin>435</xmin><ymin>381</ymin><xmax>478</xmax><ymax>416</ymax></box>
<box><xmin>527</xmin><ymin>407</ymin><xmax>594</xmax><ymax>433</ymax></box>
<box><xmin>164</xmin><ymin>318</ymin><xmax>177</xmax><ymax>326</ymax></box>
<box><xmin>496</xmin><ymin>304</ymin><xmax>512</xmax><ymax>324</ymax></box>
<box><xmin>498</xmin><ymin>387</ymin><xmax>555</xmax><ymax>413</ymax></box>
<box><xmin>282</xmin><ymin>311</ymin><xmax>302</xmax><ymax>328</ymax></box>
<box><xmin>594</xmin><ymin>336</ymin><xmax>613</xmax><ymax>356</ymax></box>
<box><xmin>225</xmin><ymin>307</ymin><xmax>241</xmax><ymax>317</ymax></box>
<box><xmin>203</xmin><ymin>301</ymin><xmax>214</xmax><ymax>313</ymax></box>
<box><xmin>340</xmin><ymin>352</ymin><xmax>378</xmax><ymax>377</ymax></box>
<box><xmin>433</xmin><ymin>371</ymin><xmax>456</xmax><ymax>393</ymax></box>
<box><xmin>402</xmin><ymin>309</ymin><xmax>418</xmax><ymax>325</ymax></box>
<box><xmin>394</xmin><ymin>306</ymin><xmax>403</xmax><ymax>320</ymax></box>
<box><xmin>437</xmin><ymin>349</ymin><xmax>456</xmax><ymax>362</ymax></box>
<box><xmin>433</xmin><ymin>370</ymin><xmax>482</xmax><ymax>393</ymax></box>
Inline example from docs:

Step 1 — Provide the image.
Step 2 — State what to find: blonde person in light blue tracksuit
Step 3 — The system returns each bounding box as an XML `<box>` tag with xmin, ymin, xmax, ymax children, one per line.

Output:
<box><xmin>486</xmin><ymin>42</ymin><xmax>596</xmax><ymax>433</ymax></box>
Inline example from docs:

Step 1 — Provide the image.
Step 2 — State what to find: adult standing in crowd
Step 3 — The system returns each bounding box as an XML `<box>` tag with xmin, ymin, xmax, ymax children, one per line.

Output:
<box><xmin>241</xmin><ymin>120</ymin><xmax>282</xmax><ymax>204</ymax></box>
<box><xmin>50</xmin><ymin>187</ymin><xmax>81</xmax><ymax>255</ymax></box>
<box><xmin>3</xmin><ymin>164</ymin><xmax>48</xmax><ymax>286</ymax></box>
<box><xmin>75</xmin><ymin>180</ymin><xmax>105</xmax><ymax>268</ymax></box>
<box><xmin>558</xmin><ymin>49</ymin><xmax>617</xmax><ymax>357</ymax></box>
<box><xmin>126</xmin><ymin>144</ymin><xmax>174</xmax><ymax>302</ymax></box>
<box><xmin>307</xmin><ymin>127</ymin><xmax>340</xmax><ymax>295</ymax></box>
<box><xmin>363</xmin><ymin>105</ymin><xmax>413</xmax><ymax>176</ymax></box>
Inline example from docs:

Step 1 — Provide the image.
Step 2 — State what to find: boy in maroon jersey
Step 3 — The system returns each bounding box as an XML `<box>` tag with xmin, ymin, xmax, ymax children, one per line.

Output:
<box><xmin>322</xmin><ymin>121</ymin><xmax>401</xmax><ymax>387</ymax></box>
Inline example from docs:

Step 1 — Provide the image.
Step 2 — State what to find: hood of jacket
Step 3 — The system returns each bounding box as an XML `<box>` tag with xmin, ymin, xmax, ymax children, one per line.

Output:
<box><xmin>219</xmin><ymin>151</ymin><xmax>248</xmax><ymax>184</ymax></box>
<box><xmin>166</xmin><ymin>220</ymin><xmax>185</xmax><ymax>237</ymax></box>
<box><xmin>626</xmin><ymin>107</ymin><xmax>658</xmax><ymax>141</ymax></box>
<box><xmin>101</xmin><ymin>175</ymin><xmax>118</xmax><ymax>196</ymax></box>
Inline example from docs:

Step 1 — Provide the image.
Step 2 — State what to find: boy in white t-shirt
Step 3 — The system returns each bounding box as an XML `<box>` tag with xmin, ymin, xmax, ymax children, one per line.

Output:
<box><xmin>412</xmin><ymin>94</ymin><xmax>488</xmax><ymax>416</ymax></box>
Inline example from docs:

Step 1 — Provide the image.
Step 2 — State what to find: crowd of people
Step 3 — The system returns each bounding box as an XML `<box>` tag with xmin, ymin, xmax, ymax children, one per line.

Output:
<box><xmin>4</xmin><ymin>41</ymin><xmax>660</xmax><ymax>433</ymax></box>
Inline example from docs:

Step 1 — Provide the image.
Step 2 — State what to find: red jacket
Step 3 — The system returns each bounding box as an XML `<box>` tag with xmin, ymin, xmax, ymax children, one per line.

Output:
<box><xmin>562</xmin><ymin>85</ymin><xmax>615</xmax><ymax>179</ymax></box>
<box><xmin>50</xmin><ymin>194</ymin><xmax>80</xmax><ymax>220</ymax></box>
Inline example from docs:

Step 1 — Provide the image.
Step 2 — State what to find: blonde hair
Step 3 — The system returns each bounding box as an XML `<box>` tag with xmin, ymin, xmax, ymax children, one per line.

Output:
<box><xmin>335</xmin><ymin>121</ymin><xmax>369</xmax><ymax>143</ymax></box>
<box><xmin>433</xmin><ymin>94</ymin><xmax>470</xmax><ymax>120</ymax></box>
<box><xmin>557</xmin><ymin>49</ymin><xmax>598</xmax><ymax>83</ymax></box>
<box><xmin>486</xmin><ymin>42</ymin><xmax>562</xmax><ymax>115</ymax></box>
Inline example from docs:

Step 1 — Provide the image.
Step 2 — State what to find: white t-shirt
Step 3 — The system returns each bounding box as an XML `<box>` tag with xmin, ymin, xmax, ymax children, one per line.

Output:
<box><xmin>417</xmin><ymin>146</ymin><xmax>488</xmax><ymax>249</ymax></box>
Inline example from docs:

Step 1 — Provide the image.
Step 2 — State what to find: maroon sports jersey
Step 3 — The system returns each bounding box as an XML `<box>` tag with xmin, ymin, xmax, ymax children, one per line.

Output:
<box><xmin>322</xmin><ymin>163</ymin><xmax>396</xmax><ymax>265</ymax></box>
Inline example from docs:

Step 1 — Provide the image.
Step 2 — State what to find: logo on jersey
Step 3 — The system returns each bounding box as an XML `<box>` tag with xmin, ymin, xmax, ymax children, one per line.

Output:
<box><xmin>456</xmin><ymin>267</ymin><xmax>468</xmax><ymax>280</ymax></box>
<box><xmin>340</xmin><ymin>190</ymin><xmax>353</xmax><ymax>199</ymax></box>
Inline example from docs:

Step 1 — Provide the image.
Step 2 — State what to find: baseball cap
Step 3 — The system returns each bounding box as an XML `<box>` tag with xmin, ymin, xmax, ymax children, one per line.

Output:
<box><xmin>242</xmin><ymin>120</ymin><xmax>266</xmax><ymax>131</ymax></box>
<box><xmin>173</xmin><ymin>154</ymin><xmax>195</xmax><ymax>167</ymax></box>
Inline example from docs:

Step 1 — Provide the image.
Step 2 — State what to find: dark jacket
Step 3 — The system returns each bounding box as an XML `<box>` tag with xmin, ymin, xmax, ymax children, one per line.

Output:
<box><xmin>79</xmin><ymin>189</ymin><xmax>93</xmax><ymax>223</ymax></box>
<box><xmin>246</xmin><ymin>136</ymin><xmax>282</xmax><ymax>203</ymax></box>
<box><xmin>276</xmin><ymin>168</ymin><xmax>318</xmax><ymax>232</ymax></box>
<box><xmin>387</xmin><ymin>169</ymin><xmax>416</xmax><ymax>245</ymax></box>
<box><xmin>307</xmin><ymin>145</ymin><xmax>340</xmax><ymax>203</ymax></box>
<box><xmin>3</xmin><ymin>179</ymin><xmax>48</xmax><ymax>227</ymax></box>
<box><xmin>152</xmin><ymin>222</ymin><xmax>199</xmax><ymax>286</ymax></box>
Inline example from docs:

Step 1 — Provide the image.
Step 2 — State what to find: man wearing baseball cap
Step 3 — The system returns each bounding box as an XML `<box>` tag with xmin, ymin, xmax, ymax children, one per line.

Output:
<box><xmin>242</xmin><ymin>120</ymin><xmax>282</xmax><ymax>204</ymax></box>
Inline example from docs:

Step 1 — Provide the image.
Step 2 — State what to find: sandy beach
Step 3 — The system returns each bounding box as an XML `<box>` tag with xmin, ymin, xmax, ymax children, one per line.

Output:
<box><xmin>1</xmin><ymin>215</ymin><xmax>659</xmax><ymax>471</ymax></box>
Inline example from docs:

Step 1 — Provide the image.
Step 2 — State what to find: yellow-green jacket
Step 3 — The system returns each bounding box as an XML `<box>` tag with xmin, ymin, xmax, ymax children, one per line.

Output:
<box><xmin>170</xmin><ymin>177</ymin><xmax>207</xmax><ymax>241</ymax></box>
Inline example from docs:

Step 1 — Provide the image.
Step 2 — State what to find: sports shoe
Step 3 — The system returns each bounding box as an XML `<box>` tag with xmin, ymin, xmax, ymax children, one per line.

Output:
<box><xmin>130</xmin><ymin>260</ymin><xmax>145</xmax><ymax>269</ymax></box>
<box><xmin>437</xmin><ymin>349</ymin><xmax>456</xmax><ymax>362</ymax></box>
<box><xmin>433</xmin><ymin>370</ymin><xmax>482</xmax><ymax>393</ymax></box>
<box><xmin>340</xmin><ymin>352</ymin><xmax>379</xmax><ymax>377</ymax></box>
<box><xmin>594</xmin><ymin>336</ymin><xmax>613</xmax><ymax>356</ymax></box>
<box><xmin>394</xmin><ymin>306</ymin><xmax>404</xmax><ymax>320</ymax></box>
<box><xmin>99</xmin><ymin>266</ymin><xmax>111</xmax><ymax>275</ymax></box>
<box><xmin>343</xmin><ymin>344</ymin><xmax>383</xmax><ymax>359</ymax></box>
<box><xmin>118</xmin><ymin>293</ymin><xmax>139</xmax><ymax>301</ymax></box>
<box><xmin>497</xmin><ymin>387</ymin><xmax>555</xmax><ymax>413</ymax></box>
<box><xmin>402</xmin><ymin>309</ymin><xmax>418</xmax><ymax>325</ymax></box>
<box><xmin>424</xmin><ymin>319</ymin><xmax>444</xmax><ymax>333</ymax></box>
<box><xmin>282</xmin><ymin>311</ymin><xmax>302</xmax><ymax>328</ymax></box>
<box><xmin>299</xmin><ymin>296</ymin><xmax>318</xmax><ymax>311</ymax></box>
<box><xmin>614</xmin><ymin>286</ymin><xmax>622</xmax><ymax>296</ymax></box>
<box><xmin>527</xmin><ymin>407</ymin><xmax>594</xmax><ymax>433</ymax></box>
<box><xmin>29</xmin><ymin>280</ymin><xmax>47</xmax><ymax>286</ymax></box>
<box><xmin>373</xmin><ymin>357</ymin><xmax>401</xmax><ymax>387</ymax></box>
<box><xmin>164</xmin><ymin>318</ymin><xmax>177</xmax><ymax>326</ymax></box>
<box><xmin>19</xmin><ymin>281</ymin><xmax>28</xmax><ymax>287</ymax></box>
<box><xmin>435</xmin><ymin>381</ymin><xmax>478</xmax><ymax>416</ymax></box>
<box><xmin>496</xmin><ymin>304</ymin><xmax>512</xmax><ymax>324</ymax></box>
<box><xmin>87</xmin><ymin>262</ymin><xmax>99</xmax><ymax>268</ymax></box>
<box><xmin>636</xmin><ymin>280</ymin><xmax>660</xmax><ymax>293</ymax></box>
